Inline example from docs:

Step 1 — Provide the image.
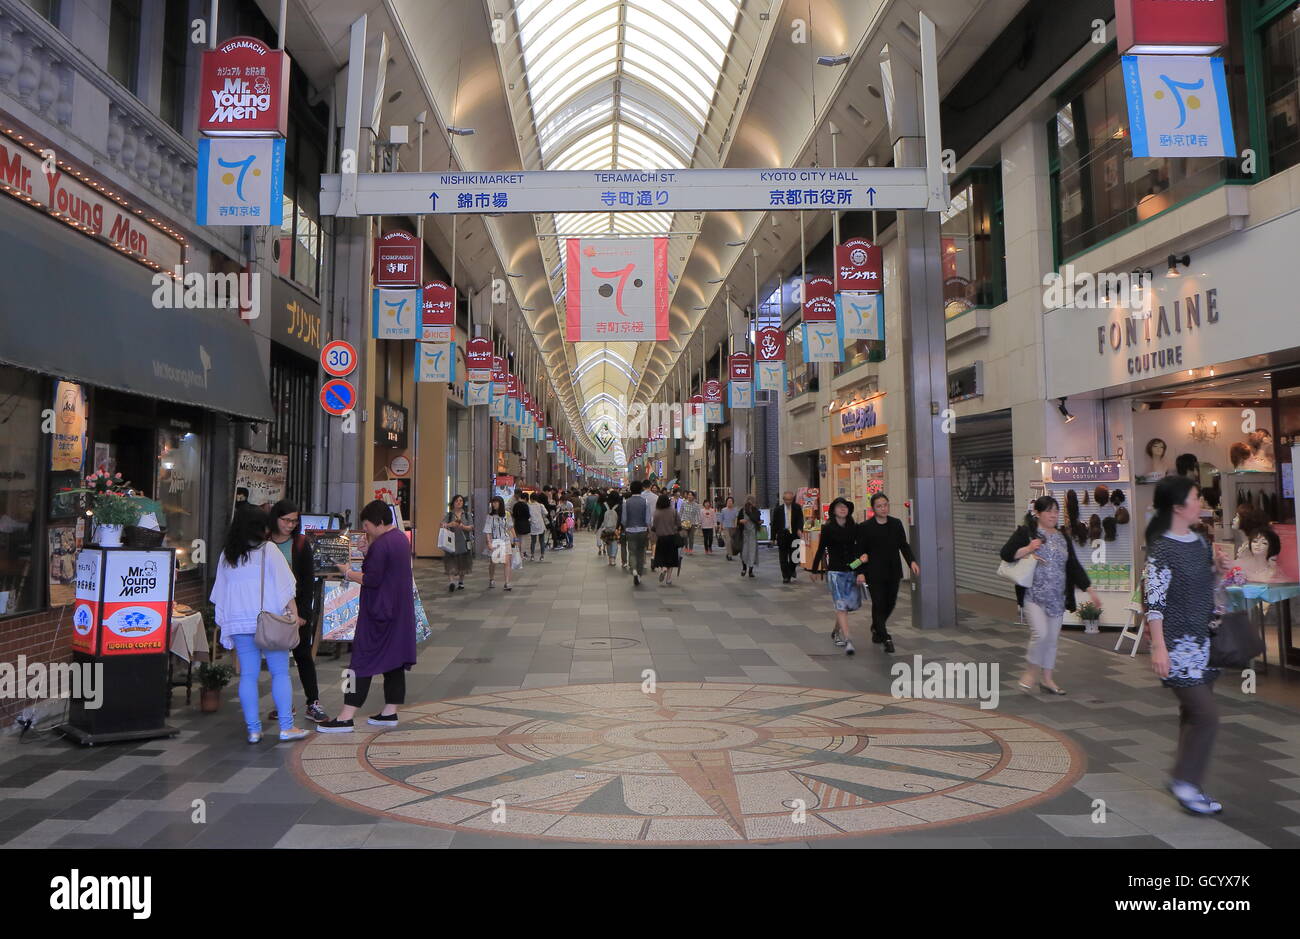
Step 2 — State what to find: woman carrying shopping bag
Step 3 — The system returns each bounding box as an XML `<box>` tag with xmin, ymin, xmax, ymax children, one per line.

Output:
<box><xmin>440</xmin><ymin>494</ymin><xmax>475</xmax><ymax>593</ymax></box>
<box><xmin>484</xmin><ymin>495</ymin><xmax>516</xmax><ymax>591</ymax></box>
<box><xmin>1000</xmin><ymin>495</ymin><xmax>1099</xmax><ymax>695</ymax></box>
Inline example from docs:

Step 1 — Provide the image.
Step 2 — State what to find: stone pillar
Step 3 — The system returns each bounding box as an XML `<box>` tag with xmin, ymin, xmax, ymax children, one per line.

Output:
<box><xmin>883</xmin><ymin>40</ymin><xmax>956</xmax><ymax>630</ymax></box>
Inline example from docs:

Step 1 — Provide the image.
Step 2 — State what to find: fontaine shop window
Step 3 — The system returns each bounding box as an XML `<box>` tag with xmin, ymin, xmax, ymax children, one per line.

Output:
<box><xmin>1253</xmin><ymin>1</ymin><xmax>1300</xmax><ymax>176</ymax></box>
<box><xmin>0</xmin><ymin>367</ymin><xmax>45</xmax><ymax>617</ymax></box>
<box><xmin>941</xmin><ymin>168</ymin><xmax>1005</xmax><ymax>318</ymax></box>
<box><xmin>1048</xmin><ymin>26</ymin><xmax>1251</xmax><ymax>263</ymax></box>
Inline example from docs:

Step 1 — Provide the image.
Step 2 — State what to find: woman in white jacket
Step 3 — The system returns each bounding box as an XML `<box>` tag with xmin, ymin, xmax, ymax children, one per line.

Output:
<box><xmin>210</xmin><ymin>506</ymin><xmax>308</xmax><ymax>744</ymax></box>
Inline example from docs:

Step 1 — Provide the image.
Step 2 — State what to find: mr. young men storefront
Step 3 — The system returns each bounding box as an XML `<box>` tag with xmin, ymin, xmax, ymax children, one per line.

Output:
<box><xmin>0</xmin><ymin>162</ymin><xmax>271</xmax><ymax>721</ymax></box>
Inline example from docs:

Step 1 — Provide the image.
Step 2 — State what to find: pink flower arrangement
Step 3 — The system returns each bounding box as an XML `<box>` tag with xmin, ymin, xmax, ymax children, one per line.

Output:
<box><xmin>81</xmin><ymin>470</ymin><xmax>131</xmax><ymax>496</ymax></box>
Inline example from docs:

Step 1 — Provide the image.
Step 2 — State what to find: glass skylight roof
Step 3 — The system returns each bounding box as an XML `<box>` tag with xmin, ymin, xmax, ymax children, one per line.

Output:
<box><xmin>511</xmin><ymin>0</ymin><xmax>743</xmax><ymax>447</ymax></box>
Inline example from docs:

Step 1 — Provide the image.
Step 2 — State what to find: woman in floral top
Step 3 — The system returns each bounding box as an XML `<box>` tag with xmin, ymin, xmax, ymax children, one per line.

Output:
<box><xmin>1143</xmin><ymin>474</ymin><xmax>1223</xmax><ymax>816</ymax></box>
<box><xmin>1000</xmin><ymin>496</ymin><xmax>1099</xmax><ymax>696</ymax></box>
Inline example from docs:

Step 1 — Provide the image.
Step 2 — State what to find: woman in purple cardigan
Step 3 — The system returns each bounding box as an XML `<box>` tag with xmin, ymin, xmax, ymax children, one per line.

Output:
<box><xmin>318</xmin><ymin>500</ymin><xmax>418</xmax><ymax>733</ymax></box>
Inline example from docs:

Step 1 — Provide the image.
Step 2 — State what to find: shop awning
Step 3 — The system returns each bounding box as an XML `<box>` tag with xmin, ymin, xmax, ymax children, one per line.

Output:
<box><xmin>0</xmin><ymin>197</ymin><xmax>274</xmax><ymax>421</ymax></box>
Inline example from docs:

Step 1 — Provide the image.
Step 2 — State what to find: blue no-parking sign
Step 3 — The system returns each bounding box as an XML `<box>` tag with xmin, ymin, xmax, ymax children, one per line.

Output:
<box><xmin>320</xmin><ymin>378</ymin><xmax>356</xmax><ymax>416</ymax></box>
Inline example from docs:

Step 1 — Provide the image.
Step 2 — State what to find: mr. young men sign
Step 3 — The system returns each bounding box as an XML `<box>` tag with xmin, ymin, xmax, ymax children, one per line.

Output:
<box><xmin>199</xmin><ymin>37</ymin><xmax>290</xmax><ymax>137</ymax></box>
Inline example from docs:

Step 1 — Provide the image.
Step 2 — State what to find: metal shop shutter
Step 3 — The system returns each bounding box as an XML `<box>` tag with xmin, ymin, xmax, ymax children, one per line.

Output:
<box><xmin>950</xmin><ymin>426</ymin><xmax>1017</xmax><ymax>599</ymax></box>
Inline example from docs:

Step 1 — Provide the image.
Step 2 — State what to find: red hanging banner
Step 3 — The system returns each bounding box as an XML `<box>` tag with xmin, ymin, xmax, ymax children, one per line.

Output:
<box><xmin>729</xmin><ymin>352</ymin><xmax>753</xmax><ymax>382</ymax></box>
<box><xmin>755</xmin><ymin>327</ymin><xmax>786</xmax><ymax>362</ymax></box>
<box><xmin>1115</xmin><ymin>0</ymin><xmax>1227</xmax><ymax>55</ymax></box>
<box><xmin>491</xmin><ymin>356</ymin><xmax>507</xmax><ymax>384</ymax></box>
<box><xmin>373</xmin><ymin>231</ymin><xmax>421</xmax><ymax>288</ymax></box>
<box><xmin>802</xmin><ymin>275</ymin><xmax>837</xmax><ymax>323</ymax></box>
<box><xmin>703</xmin><ymin>379</ymin><xmax>723</xmax><ymax>403</ymax></box>
<box><xmin>834</xmin><ymin>238</ymin><xmax>883</xmax><ymax>293</ymax></box>
<box><xmin>199</xmin><ymin>36</ymin><xmax>290</xmax><ymax>137</ymax></box>
<box><xmin>465</xmin><ymin>337</ymin><xmax>492</xmax><ymax>377</ymax></box>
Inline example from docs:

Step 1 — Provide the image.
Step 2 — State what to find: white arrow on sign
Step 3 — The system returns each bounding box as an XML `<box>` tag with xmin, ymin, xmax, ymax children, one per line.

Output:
<box><xmin>320</xmin><ymin>166</ymin><xmax>940</xmax><ymax>217</ymax></box>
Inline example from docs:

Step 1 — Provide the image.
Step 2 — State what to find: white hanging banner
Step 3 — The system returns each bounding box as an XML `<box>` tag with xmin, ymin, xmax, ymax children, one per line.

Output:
<box><xmin>196</xmin><ymin>137</ymin><xmax>285</xmax><ymax>226</ymax></box>
<box><xmin>372</xmin><ymin>288</ymin><xmax>421</xmax><ymax>340</ymax></box>
<box><xmin>728</xmin><ymin>381</ymin><xmax>754</xmax><ymax>409</ymax></box>
<box><xmin>1122</xmin><ymin>55</ymin><xmax>1235</xmax><ymax>158</ymax></box>
<box><xmin>838</xmin><ymin>292</ymin><xmax>885</xmax><ymax>342</ymax></box>
<box><xmin>416</xmin><ymin>341</ymin><xmax>455</xmax><ymax>383</ymax></box>
<box><xmin>490</xmin><ymin>390</ymin><xmax>509</xmax><ymax>420</ymax></box>
<box><xmin>565</xmin><ymin>237</ymin><xmax>670</xmax><ymax>341</ymax></box>
<box><xmin>465</xmin><ymin>380</ymin><xmax>491</xmax><ymax>406</ymax></box>
<box><xmin>802</xmin><ymin>321</ymin><xmax>844</xmax><ymax>362</ymax></box>
<box><xmin>755</xmin><ymin>360</ymin><xmax>787</xmax><ymax>393</ymax></box>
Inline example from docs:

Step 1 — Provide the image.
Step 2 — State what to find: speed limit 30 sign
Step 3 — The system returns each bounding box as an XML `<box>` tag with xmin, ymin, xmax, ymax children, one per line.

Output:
<box><xmin>321</xmin><ymin>340</ymin><xmax>358</xmax><ymax>377</ymax></box>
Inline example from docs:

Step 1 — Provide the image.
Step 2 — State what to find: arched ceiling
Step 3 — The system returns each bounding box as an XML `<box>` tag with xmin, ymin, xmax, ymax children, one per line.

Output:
<box><xmin>502</xmin><ymin>0</ymin><xmax>749</xmax><ymax>455</ymax></box>
<box><xmin>278</xmin><ymin>0</ymin><xmax>1028</xmax><ymax>465</ymax></box>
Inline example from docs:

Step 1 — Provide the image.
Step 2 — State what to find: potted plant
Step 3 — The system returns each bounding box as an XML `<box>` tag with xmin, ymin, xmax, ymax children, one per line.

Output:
<box><xmin>65</xmin><ymin>472</ymin><xmax>143</xmax><ymax>547</ymax></box>
<box><xmin>91</xmin><ymin>492</ymin><xmax>143</xmax><ymax>547</ymax></box>
<box><xmin>1077</xmin><ymin>600</ymin><xmax>1103</xmax><ymax>634</ymax></box>
<box><xmin>194</xmin><ymin>662</ymin><xmax>235</xmax><ymax>713</ymax></box>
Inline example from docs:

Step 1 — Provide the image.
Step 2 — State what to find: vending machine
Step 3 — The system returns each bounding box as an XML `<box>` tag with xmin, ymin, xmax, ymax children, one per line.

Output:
<box><xmin>58</xmin><ymin>547</ymin><xmax>178</xmax><ymax>745</ymax></box>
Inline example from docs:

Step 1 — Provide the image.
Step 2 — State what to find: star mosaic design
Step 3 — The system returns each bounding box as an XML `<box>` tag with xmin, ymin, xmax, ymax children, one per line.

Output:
<box><xmin>293</xmin><ymin>683</ymin><xmax>1083</xmax><ymax>844</ymax></box>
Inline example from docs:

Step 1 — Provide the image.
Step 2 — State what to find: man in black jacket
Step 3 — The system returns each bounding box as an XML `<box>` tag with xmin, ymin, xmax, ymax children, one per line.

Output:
<box><xmin>858</xmin><ymin>493</ymin><xmax>918</xmax><ymax>652</ymax></box>
<box><xmin>772</xmin><ymin>491</ymin><xmax>805</xmax><ymax>584</ymax></box>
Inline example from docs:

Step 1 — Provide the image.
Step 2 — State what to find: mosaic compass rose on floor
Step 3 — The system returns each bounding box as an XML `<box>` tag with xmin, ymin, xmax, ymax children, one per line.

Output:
<box><xmin>291</xmin><ymin>683</ymin><xmax>1083</xmax><ymax>844</ymax></box>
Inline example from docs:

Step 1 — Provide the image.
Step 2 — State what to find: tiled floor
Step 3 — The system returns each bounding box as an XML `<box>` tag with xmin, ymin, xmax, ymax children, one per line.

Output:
<box><xmin>3</xmin><ymin>536</ymin><xmax>1299</xmax><ymax>848</ymax></box>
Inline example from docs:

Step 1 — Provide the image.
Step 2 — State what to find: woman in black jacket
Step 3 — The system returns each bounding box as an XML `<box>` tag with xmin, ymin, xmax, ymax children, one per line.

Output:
<box><xmin>821</xmin><ymin>497</ymin><xmax>866</xmax><ymax>656</ymax></box>
<box><xmin>735</xmin><ymin>496</ymin><xmax>762</xmax><ymax>577</ymax></box>
<box><xmin>267</xmin><ymin>501</ymin><xmax>329</xmax><ymax>723</ymax></box>
<box><xmin>1000</xmin><ymin>495</ymin><xmax>1101</xmax><ymax>695</ymax></box>
<box><xmin>858</xmin><ymin>492</ymin><xmax>916</xmax><ymax>653</ymax></box>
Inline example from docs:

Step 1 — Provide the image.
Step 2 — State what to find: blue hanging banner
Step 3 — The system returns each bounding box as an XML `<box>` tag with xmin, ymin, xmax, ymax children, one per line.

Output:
<box><xmin>838</xmin><ymin>292</ymin><xmax>885</xmax><ymax>342</ymax></box>
<box><xmin>416</xmin><ymin>341</ymin><xmax>455</xmax><ymax>383</ymax></box>
<box><xmin>1122</xmin><ymin>55</ymin><xmax>1235</xmax><ymax>158</ymax></box>
<box><xmin>196</xmin><ymin>137</ymin><xmax>285</xmax><ymax>226</ymax></box>
<box><xmin>372</xmin><ymin>288</ymin><xmax>422</xmax><ymax>340</ymax></box>
<box><xmin>802</xmin><ymin>321</ymin><xmax>844</xmax><ymax>362</ymax></box>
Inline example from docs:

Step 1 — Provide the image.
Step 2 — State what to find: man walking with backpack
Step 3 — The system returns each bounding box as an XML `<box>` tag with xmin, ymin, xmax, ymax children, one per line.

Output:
<box><xmin>620</xmin><ymin>480</ymin><xmax>653</xmax><ymax>586</ymax></box>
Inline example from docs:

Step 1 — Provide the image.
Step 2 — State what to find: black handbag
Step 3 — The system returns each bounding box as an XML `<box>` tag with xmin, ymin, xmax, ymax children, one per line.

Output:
<box><xmin>1207</xmin><ymin>611</ymin><xmax>1265</xmax><ymax>669</ymax></box>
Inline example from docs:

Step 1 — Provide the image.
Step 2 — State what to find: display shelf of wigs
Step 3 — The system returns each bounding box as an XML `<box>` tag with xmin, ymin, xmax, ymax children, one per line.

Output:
<box><xmin>1049</xmin><ymin>483</ymin><xmax>1136</xmax><ymax>594</ymax></box>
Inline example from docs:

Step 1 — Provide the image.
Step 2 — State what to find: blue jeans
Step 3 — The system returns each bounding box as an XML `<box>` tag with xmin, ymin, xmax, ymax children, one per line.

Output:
<box><xmin>231</xmin><ymin>633</ymin><xmax>293</xmax><ymax>733</ymax></box>
<box><xmin>605</xmin><ymin>536</ymin><xmax>618</xmax><ymax>560</ymax></box>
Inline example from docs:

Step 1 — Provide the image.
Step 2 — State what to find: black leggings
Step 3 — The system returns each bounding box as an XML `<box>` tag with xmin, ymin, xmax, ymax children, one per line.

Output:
<box><xmin>291</xmin><ymin>616</ymin><xmax>319</xmax><ymax>703</ymax></box>
<box><xmin>344</xmin><ymin>667</ymin><xmax>406</xmax><ymax>709</ymax></box>
<box><xmin>1170</xmin><ymin>681</ymin><xmax>1218</xmax><ymax>788</ymax></box>
<box><xmin>702</xmin><ymin>529</ymin><xmax>714</xmax><ymax>552</ymax></box>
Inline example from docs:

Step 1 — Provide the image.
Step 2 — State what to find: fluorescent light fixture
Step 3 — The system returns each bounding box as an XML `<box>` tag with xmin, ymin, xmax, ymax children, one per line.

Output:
<box><xmin>447</xmin><ymin>126</ymin><xmax>475</xmax><ymax>136</ymax></box>
<box><xmin>1125</xmin><ymin>43</ymin><xmax>1221</xmax><ymax>55</ymax></box>
<box><xmin>726</xmin><ymin>240</ymin><xmax>746</xmax><ymax>247</ymax></box>
<box><xmin>817</xmin><ymin>54</ymin><xmax>851</xmax><ymax>66</ymax></box>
